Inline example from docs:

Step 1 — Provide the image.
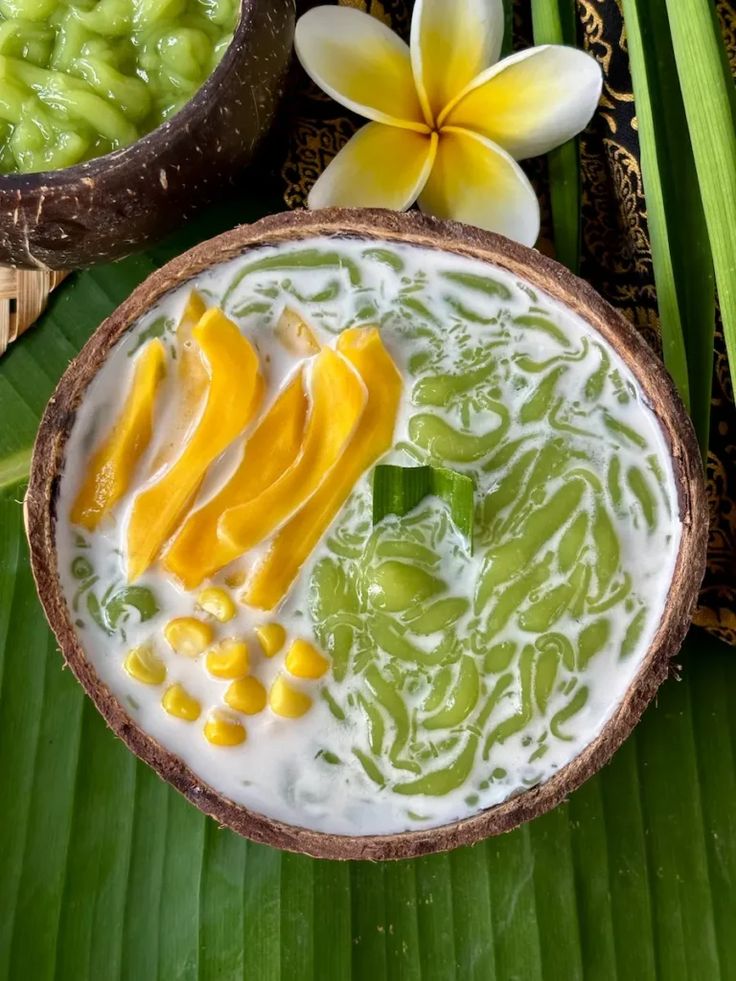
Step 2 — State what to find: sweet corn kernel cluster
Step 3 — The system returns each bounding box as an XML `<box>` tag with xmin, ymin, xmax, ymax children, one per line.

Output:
<box><xmin>122</xmin><ymin>585</ymin><xmax>330</xmax><ymax>746</ymax></box>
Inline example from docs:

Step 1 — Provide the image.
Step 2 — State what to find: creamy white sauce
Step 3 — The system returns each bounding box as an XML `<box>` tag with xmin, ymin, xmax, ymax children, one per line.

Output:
<box><xmin>56</xmin><ymin>238</ymin><xmax>681</xmax><ymax>835</ymax></box>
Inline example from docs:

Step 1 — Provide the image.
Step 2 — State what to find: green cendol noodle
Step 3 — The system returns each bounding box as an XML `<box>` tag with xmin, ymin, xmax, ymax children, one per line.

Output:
<box><xmin>0</xmin><ymin>0</ymin><xmax>237</xmax><ymax>174</ymax></box>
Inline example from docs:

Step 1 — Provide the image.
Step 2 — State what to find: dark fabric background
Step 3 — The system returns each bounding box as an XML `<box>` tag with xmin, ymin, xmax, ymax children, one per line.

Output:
<box><xmin>277</xmin><ymin>0</ymin><xmax>736</xmax><ymax>645</ymax></box>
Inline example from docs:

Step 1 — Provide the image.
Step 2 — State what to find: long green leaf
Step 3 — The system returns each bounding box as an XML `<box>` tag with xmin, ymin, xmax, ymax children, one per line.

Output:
<box><xmin>2</xmin><ymin>475</ymin><xmax>735</xmax><ymax>978</ymax></box>
<box><xmin>621</xmin><ymin>0</ymin><xmax>715</xmax><ymax>453</ymax></box>
<box><xmin>1</xmin><ymin>148</ymin><xmax>736</xmax><ymax>979</ymax></box>
<box><xmin>531</xmin><ymin>0</ymin><xmax>582</xmax><ymax>273</ymax></box>
<box><xmin>665</xmin><ymin>0</ymin><xmax>736</xmax><ymax>405</ymax></box>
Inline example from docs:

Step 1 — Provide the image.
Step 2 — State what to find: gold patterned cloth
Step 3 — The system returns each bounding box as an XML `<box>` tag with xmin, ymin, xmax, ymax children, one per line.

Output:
<box><xmin>280</xmin><ymin>0</ymin><xmax>736</xmax><ymax>646</ymax></box>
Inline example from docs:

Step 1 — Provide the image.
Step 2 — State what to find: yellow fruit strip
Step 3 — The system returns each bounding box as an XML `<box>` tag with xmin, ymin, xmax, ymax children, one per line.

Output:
<box><xmin>70</xmin><ymin>338</ymin><xmax>166</xmax><ymax>531</ymax></box>
<box><xmin>163</xmin><ymin>371</ymin><xmax>308</xmax><ymax>588</ymax></box>
<box><xmin>218</xmin><ymin>347</ymin><xmax>367</xmax><ymax>554</ymax></box>
<box><xmin>149</xmin><ymin>290</ymin><xmax>209</xmax><ymax>474</ymax></box>
<box><xmin>275</xmin><ymin>307</ymin><xmax>320</xmax><ymax>356</ymax></box>
<box><xmin>126</xmin><ymin>309</ymin><xmax>263</xmax><ymax>581</ymax></box>
<box><xmin>244</xmin><ymin>327</ymin><xmax>402</xmax><ymax>611</ymax></box>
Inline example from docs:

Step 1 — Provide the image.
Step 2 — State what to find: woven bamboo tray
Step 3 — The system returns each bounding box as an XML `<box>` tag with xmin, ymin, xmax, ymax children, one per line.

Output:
<box><xmin>0</xmin><ymin>267</ymin><xmax>67</xmax><ymax>358</ymax></box>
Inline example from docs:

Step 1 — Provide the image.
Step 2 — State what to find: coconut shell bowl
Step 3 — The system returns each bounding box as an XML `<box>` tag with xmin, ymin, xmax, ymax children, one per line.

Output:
<box><xmin>25</xmin><ymin>209</ymin><xmax>707</xmax><ymax>860</ymax></box>
<box><xmin>0</xmin><ymin>0</ymin><xmax>295</xmax><ymax>271</ymax></box>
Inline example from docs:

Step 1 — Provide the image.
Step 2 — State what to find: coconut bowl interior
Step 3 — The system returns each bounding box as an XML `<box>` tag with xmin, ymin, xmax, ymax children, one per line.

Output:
<box><xmin>25</xmin><ymin>209</ymin><xmax>707</xmax><ymax>860</ymax></box>
<box><xmin>0</xmin><ymin>0</ymin><xmax>295</xmax><ymax>271</ymax></box>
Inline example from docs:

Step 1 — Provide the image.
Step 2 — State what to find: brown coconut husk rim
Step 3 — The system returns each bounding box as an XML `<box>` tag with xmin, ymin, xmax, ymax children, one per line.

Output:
<box><xmin>25</xmin><ymin>209</ymin><xmax>708</xmax><ymax>861</ymax></box>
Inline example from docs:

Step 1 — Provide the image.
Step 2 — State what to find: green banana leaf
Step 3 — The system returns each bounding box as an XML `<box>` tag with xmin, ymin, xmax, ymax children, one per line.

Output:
<box><xmin>3</xmin><ymin>0</ymin><xmax>736</xmax><ymax>948</ymax></box>
<box><xmin>1</xmin><ymin>190</ymin><xmax>735</xmax><ymax>981</ymax></box>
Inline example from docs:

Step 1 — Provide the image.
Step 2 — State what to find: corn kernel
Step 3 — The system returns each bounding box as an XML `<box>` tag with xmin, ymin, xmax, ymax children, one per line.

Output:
<box><xmin>255</xmin><ymin>622</ymin><xmax>286</xmax><ymax>658</ymax></box>
<box><xmin>204</xmin><ymin>710</ymin><xmax>247</xmax><ymax>746</ymax></box>
<box><xmin>225</xmin><ymin>676</ymin><xmax>267</xmax><ymax>715</ymax></box>
<box><xmin>206</xmin><ymin>640</ymin><xmax>249</xmax><ymax>680</ymax></box>
<box><xmin>269</xmin><ymin>676</ymin><xmax>312</xmax><ymax>718</ymax></box>
<box><xmin>123</xmin><ymin>646</ymin><xmax>166</xmax><ymax>685</ymax></box>
<box><xmin>197</xmin><ymin>586</ymin><xmax>236</xmax><ymax>623</ymax></box>
<box><xmin>164</xmin><ymin>617</ymin><xmax>214</xmax><ymax>657</ymax></box>
<box><xmin>285</xmin><ymin>638</ymin><xmax>330</xmax><ymax>679</ymax></box>
<box><xmin>162</xmin><ymin>683</ymin><xmax>201</xmax><ymax>721</ymax></box>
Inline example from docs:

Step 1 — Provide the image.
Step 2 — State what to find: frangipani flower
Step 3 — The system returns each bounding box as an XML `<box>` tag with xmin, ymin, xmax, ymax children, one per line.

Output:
<box><xmin>295</xmin><ymin>0</ymin><xmax>602</xmax><ymax>246</ymax></box>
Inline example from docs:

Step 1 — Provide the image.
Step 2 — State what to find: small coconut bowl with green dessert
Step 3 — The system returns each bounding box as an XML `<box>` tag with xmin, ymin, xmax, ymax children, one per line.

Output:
<box><xmin>0</xmin><ymin>0</ymin><xmax>295</xmax><ymax>269</ymax></box>
<box><xmin>25</xmin><ymin>209</ymin><xmax>707</xmax><ymax>860</ymax></box>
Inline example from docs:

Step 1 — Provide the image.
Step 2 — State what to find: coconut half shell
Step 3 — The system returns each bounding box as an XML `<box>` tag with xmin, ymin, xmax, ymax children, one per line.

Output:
<box><xmin>25</xmin><ymin>209</ymin><xmax>708</xmax><ymax>860</ymax></box>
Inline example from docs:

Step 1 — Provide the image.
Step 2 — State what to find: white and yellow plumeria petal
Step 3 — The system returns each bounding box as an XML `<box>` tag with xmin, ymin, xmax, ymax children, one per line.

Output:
<box><xmin>308</xmin><ymin>123</ymin><xmax>438</xmax><ymax>211</ymax></box>
<box><xmin>441</xmin><ymin>45</ymin><xmax>602</xmax><ymax>159</ymax></box>
<box><xmin>295</xmin><ymin>6</ymin><xmax>428</xmax><ymax>132</ymax></box>
<box><xmin>411</xmin><ymin>0</ymin><xmax>504</xmax><ymax>125</ymax></box>
<box><xmin>418</xmin><ymin>127</ymin><xmax>540</xmax><ymax>245</ymax></box>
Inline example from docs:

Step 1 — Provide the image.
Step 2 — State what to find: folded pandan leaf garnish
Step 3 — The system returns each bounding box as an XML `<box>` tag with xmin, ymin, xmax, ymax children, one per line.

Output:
<box><xmin>372</xmin><ymin>464</ymin><xmax>475</xmax><ymax>552</ymax></box>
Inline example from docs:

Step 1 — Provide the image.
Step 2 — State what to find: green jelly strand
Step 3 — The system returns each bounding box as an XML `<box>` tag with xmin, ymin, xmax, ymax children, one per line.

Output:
<box><xmin>482</xmin><ymin>640</ymin><xmax>516</xmax><ymax>673</ymax></box>
<box><xmin>534</xmin><ymin>644</ymin><xmax>561</xmax><ymax>714</ymax></box>
<box><xmin>500</xmin><ymin>440</ymin><xmax>570</xmax><ymax>532</ymax></box>
<box><xmin>519</xmin><ymin>365</ymin><xmax>568</xmax><ymax>424</ymax></box>
<box><xmin>620</xmin><ymin>608</ymin><xmax>647</xmax><ymax>659</ymax></box>
<box><xmin>603</xmin><ymin>412</ymin><xmax>647</xmax><ymax>449</ymax></box>
<box><xmin>412</xmin><ymin>362</ymin><xmax>498</xmax><ymax>406</ymax></box>
<box><xmin>607</xmin><ymin>456</ymin><xmax>623</xmax><ymax>509</ymax></box>
<box><xmin>325</xmin><ymin>623</ymin><xmax>353</xmax><ymax>684</ymax></box>
<box><xmin>364</xmin><ymin>664</ymin><xmax>413</xmax><ymax>766</ymax></box>
<box><xmin>558</xmin><ymin>511</ymin><xmax>588</xmax><ymax>574</ymax></box>
<box><xmin>513</xmin><ymin>337</ymin><xmax>588</xmax><ymax>373</ymax></box>
<box><xmin>475</xmin><ymin>478</ymin><xmax>584</xmax><ymax>612</ymax></box>
<box><xmin>480</xmin><ymin>448</ymin><xmax>537</xmax><ymax>522</ymax></box>
<box><xmin>422</xmin><ymin>665</ymin><xmax>454</xmax><ymax>713</ymax></box>
<box><xmin>354</xmin><ymin>748</ymin><xmax>386</xmax><ymax>787</ymax></box>
<box><xmin>403</xmin><ymin>596</ymin><xmax>469</xmax><ymax>635</ymax></box>
<box><xmin>376</xmin><ymin>539</ymin><xmax>440</xmax><ymax>566</ymax></box>
<box><xmin>518</xmin><ymin>579</ymin><xmax>577</xmax><ymax>633</ymax></box>
<box><xmin>481</xmin><ymin>435</ymin><xmax>532</xmax><ymax>474</ymax></box>
<box><xmin>475</xmin><ymin>672</ymin><xmax>514</xmax><ymax>729</ymax></box>
<box><xmin>577</xmin><ymin>618</ymin><xmax>611</xmax><ymax>668</ymax></box>
<box><xmin>627</xmin><ymin>466</ymin><xmax>658</xmax><ymax>531</ymax></box>
<box><xmin>424</xmin><ymin>656</ymin><xmax>480</xmax><ymax>730</ymax></box>
<box><xmin>223</xmin><ymin>249</ymin><xmax>362</xmax><ymax>305</ymax></box>
<box><xmin>483</xmin><ymin>644</ymin><xmax>535</xmax><ymax>759</ymax></box>
<box><xmin>513</xmin><ymin>313</ymin><xmax>570</xmax><ymax>346</ymax></box>
<box><xmin>442</xmin><ymin>270</ymin><xmax>512</xmax><ymax>300</ymax></box>
<box><xmin>591</xmin><ymin>503</ymin><xmax>620</xmax><ymax>598</ymax></box>
<box><xmin>372</xmin><ymin>615</ymin><xmax>448</xmax><ymax>667</ymax></box>
<box><xmin>535</xmin><ymin>633</ymin><xmax>575</xmax><ymax>672</ymax></box>
<box><xmin>584</xmin><ymin>344</ymin><xmax>610</xmax><ymax>400</ymax></box>
<box><xmin>482</xmin><ymin>559</ymin><xmax>552</xmax><ymax>634</ymax></box>
<box><xmin>394</xmin><ymin>734</ymin><xmax>479</xmax><ymax>797</ymax></box>
<box><xmin>550</xmin><ymin>686</ymin><xmax>589</xmax><ymax>741</ymax></box>
<box><xmin>409</xmin><ymin>411</ymin><xmax>509</xmax><ymax>463</ymax></box>
<box><xmin>357</xmin><ymin>694</ymin><xmax>386</xmax><ymax>756</ymax></box>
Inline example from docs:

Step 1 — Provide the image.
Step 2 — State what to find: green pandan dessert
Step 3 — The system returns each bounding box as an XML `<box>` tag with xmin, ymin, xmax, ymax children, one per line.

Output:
<box><xmin>0</xmin><ymin>0</ymin><xmax>238</xmax><ymax>173</ymax></box>
<box><xmin>54</xmin><ymin>237</ymin><xmax>682</xmax><ymax>836</ymax></box>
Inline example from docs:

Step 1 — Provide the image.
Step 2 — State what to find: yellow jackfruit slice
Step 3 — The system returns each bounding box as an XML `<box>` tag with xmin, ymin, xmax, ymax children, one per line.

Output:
<box><xmin>243</xmin><ymin>327</ymin><xmax>401</xmax><ymax>610</ymax></box>
<box><xmin>126</xmin><ymin>309</ymin><xmax>263</xmax><ymax>581</ymax></box>
<box><xmin>217</xmin><ymin>347</ymin><xmax>367</xmax><ymax>554</ymax></box>
<box><xmin>70</xmin><ymin>338</ymin><xmax>166</xmax><ymax>531</ymax></box>
<box><xmin>275</xmin><ymin>307</ymin><xmax>320</xmax><ymax>356</ymax></box>
<box><xmin>149</xmin><ymin>290</ymin><xmax>208</xmax><ymax>474</ymax></box>
<box><xmin>163</xmin><ymin>371</ymin><xmax>308</xmax><ymax>588</ymax></box>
